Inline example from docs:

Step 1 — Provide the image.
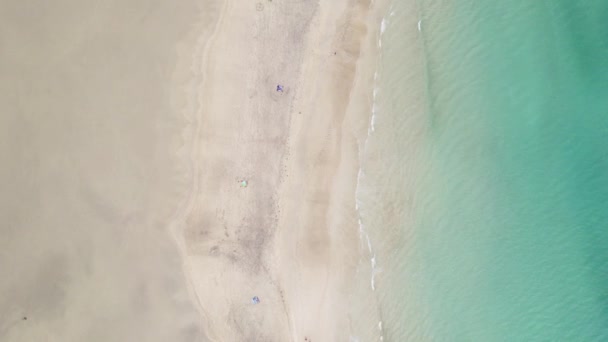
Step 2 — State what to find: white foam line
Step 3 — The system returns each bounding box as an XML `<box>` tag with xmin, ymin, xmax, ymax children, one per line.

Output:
<box><xmin>371</xmin><ymin>110</ymin><xmax>377</xmax><ymax>132</ymax></box>
<box><xmin>347</xmin><ymin>8</ymin><xmax>392</xmax><ymax>339</ymax></box>
<box><xmin>356</xmin><ymin>202</ymin><xmax>376</xmax><ymax>291</ymax></box>
<box><xmin>371</xmin><ymin>255</ymin><xmax>377</xmax><ymax>290</ymax></box>
<box><xmin>371</xmin><ymin>79</ymin><xmax>378</xmax><ymax>133</ymax></box>
<box><xmin>354</xmin><ymin>9</ymin><xmax>392</xmax><ymax>297</ymax></box>
<box><xmin>418</xmin><ymin>19</ymin><xmax>422</xmax><ymax>32</ymax></box>
<box><xmin>358</xmin><ymin>218</ymin><xmax>364</xmax><ymax>235</ymax></box>
<box><xmin>351</xmin><ymin>10</ymin><xmax>390</xmax><ymax>341</ymax></box>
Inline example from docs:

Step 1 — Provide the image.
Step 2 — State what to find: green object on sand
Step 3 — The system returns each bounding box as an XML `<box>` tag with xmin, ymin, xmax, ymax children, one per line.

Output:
<box><xmin>240</xmin><ymin>180</ymin><xmax>248</xmax><ymax>188</ymax></box>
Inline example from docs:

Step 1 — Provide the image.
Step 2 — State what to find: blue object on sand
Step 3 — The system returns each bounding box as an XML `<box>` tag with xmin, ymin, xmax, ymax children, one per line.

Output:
<box><xmin>276</xmin><ymin>84</ymin><xmax>284</xmax><ymax>92</ymax></box>
<box><xmin>252</xmin><ymin>296</ymin><xmax>260</xmax><ymax>304</ymax></box>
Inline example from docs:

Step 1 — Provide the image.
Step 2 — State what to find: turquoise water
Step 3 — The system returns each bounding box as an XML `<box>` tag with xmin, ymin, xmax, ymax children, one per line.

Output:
<box><xmin>360</xmin><ymin>1</ymin><xmax>608</xmax><ymax>340</ymax></box>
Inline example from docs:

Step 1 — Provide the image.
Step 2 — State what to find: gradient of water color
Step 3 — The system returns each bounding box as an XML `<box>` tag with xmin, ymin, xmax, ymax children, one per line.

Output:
<box><xmin>357</xmin><ymin>1</ymin><xmax>608</xmax><ymax>340</ymax></box>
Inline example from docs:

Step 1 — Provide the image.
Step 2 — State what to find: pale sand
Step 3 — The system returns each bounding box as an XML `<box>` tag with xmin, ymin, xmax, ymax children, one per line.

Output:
<box><xmin>177</xmin><ymin>0</ymin><xmax>389</xmax><ymax>340</ymax></box>
<box><xmin>0</xmin><ymin>1</ymin><xmax>216</xmax><ymax>341</ymax></box>
<box><xmin>0</xmin><ymin>0</ymin><xmax>388</xmax><ymax>341</ymax></box>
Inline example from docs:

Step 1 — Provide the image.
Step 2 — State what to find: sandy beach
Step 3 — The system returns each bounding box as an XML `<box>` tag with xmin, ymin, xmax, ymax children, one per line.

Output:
<box><xmin>1</xmin><ymin>0</ymin><xmax>387</xmax><ymax>340</ymax></box>
<box><xmin>176</xmin><ymin>0</ymin><xmax>389</xmax><ymax>340</ymax></box>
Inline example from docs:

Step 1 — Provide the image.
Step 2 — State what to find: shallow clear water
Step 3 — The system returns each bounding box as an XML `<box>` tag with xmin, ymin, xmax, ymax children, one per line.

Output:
<box><xmin>359</xmin><ymin>1</ymin><xmax>608</xmax><ymax>340</ymax></box>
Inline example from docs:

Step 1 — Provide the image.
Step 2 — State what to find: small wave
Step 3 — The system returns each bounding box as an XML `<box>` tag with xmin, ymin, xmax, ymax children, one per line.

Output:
<box><xmin>355</xmin><ymin>12</ymin><xmax>389</xmax><ymax>293</ymax></box>
<box><xmin>351</xmin><ymin>11</ymin><xmax>390</xmax><ymax>339</ymax></box>
<box><xmin>371</xmin><ymin>87</ymin><xmax>379</xmax><ymax>132</ymax></box>
<box><xmin>371</xmin><ymin>106</ymin><xmax>377</xmax><ymax>132</ymax></box>
<box><xmin>356</xmin><ymin>199</ymin><xmax>376</xmax><ymax>292</ymax></box>
<box><xmin>371</xmin><ymin>255</ymin><xmax>377</xmax><ymax>290</ymax></box>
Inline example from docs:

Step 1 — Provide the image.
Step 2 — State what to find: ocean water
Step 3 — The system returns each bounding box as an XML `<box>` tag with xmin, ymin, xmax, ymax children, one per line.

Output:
<box><xmin>357</xmin><ymin>0</ymin><xmax>608</xmax><ymax>340</ymax></box>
